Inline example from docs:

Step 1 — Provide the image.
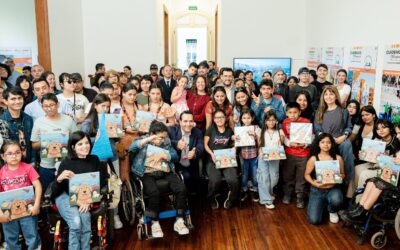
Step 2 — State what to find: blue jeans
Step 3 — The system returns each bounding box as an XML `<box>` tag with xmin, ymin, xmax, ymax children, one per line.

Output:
<box><xmin>241</xmin><ymin>157</ymin><xmax>258</xmax><ymax>190</ymax></box>
<box><xmin>257</xmin><ymin>158</ymin><xmax>280</xmax><ymax>204</ymax></box>
<box><xmin>338</xmin><ymin>139</ymin><xmax>354</xmax><ymax>183</ymax></box>
<box><xmin>2</xmin><ymin>215</ymin><xmax>41</xmax><ymax>250</ymax></box>
<box><xmin>38</xmin><ymin>167</ymin><xmax>56</xmax><ymax>192</ymax></box>
<box><xmin>307</xmin><ymin>186</ymin><xmax>343</xmax><ymax>225</ymax></box>
<box><xmin>55</xmin><ymin>192</ymin><xmax>91</xmax><ymax>250</ymax></box>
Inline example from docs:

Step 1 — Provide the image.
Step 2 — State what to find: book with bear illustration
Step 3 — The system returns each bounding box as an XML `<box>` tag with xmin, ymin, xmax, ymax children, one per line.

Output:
<box><xmin>135</xmin><ymin>111</ymin><xmax>157</xmax><ymax>133</ymax></box>
<box><xmin>290</xmin><ymin>122</ymin><xmax>313</xmax><ymax>144</ymax></box>
<box><xmin>376</xmin><ymin>155</ymin><xmax>399</xmax><ymax>186</ymax></box>
<box><xmin>234</xmin><ymin>126</ymin><xmax>256</xmax><ymax>147</ymax></box>
<box><xmin>69</xmin><ymin>172</ymin><xmax>101</xmax><ymax>206</ymax></box>
<box><xmin>315</xmin><ymin>160</ymin><xmax>342</xmax><ymax>184</ymax></box>
<box><xmin>145</xmin><ymin>145</ymin><xmax>171</xmax><ymax>172</ymax></box>
<box><xmin>40</xmin><ymin>132</ymin><xmax>69</xmax><ymax>159</ymax></box>
<box><xmin>99</xmin><ymin>113</ymin><xmax>123</xmax><ymax>138</ymax></box>
<box><xmin>0</xmin><ymin>186</ymin><xmax>35</xmax><ymax>220</ymax></box>
<box><xmin>359</xmin><ymin>139</ymin><xmax>386</xmax><ymax>163</ymax></box>
<box><xmin>214</xmin><ymin>148</ymin><xmax>238</xmax><ymax>169</ymax></box>
<box><xmin>261</xmin><ymin>146</ymin><xmax>286</xmax><ymax>161</ymax></box>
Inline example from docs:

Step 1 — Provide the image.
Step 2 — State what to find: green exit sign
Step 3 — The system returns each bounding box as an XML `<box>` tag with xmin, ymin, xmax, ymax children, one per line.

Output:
<box><xmin>188</xmin><ymin>6</ymin><xmax>197</xmax><ymax>11</ymax></box>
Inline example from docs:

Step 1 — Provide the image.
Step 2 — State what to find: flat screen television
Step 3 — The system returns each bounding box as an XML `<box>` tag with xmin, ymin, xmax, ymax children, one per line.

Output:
<box><xmin>233</xmin><ymin>58</ymin><xmax>292</xmax><ymax>84</ymax></box>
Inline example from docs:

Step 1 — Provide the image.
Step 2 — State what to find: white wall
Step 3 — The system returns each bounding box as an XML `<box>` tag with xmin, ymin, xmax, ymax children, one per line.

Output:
<box><xmin>306</xmin><ymin>0</ymin><xmax>400</xmax><ymax>110</ymax></box>
<box><xmin>219</xmin><ymin>0</ymin><xmax>307</xmax><ymax>75</ymax></box>
<box><xmin>0</xmin><ymin>0</ymin><xmax>38</xmax><ymax>65</ymax></box>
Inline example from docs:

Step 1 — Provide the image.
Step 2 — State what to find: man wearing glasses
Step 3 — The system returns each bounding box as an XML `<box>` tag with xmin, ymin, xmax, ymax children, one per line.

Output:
<box><xmin>289</xmin><ymin>67</ymin><xmax>318</xmax><ymax>108</ymax></box>
<box><xmin>70</xmin><ymin>73</ymin><xmax>97</xmax><ymax>102</ymax></box>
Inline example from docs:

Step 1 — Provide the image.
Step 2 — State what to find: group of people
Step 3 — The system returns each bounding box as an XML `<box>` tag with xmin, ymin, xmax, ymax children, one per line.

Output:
<box><xmin>0</xmin><ymin>58</ymin><xmax>399</xmax><ymax>249</ymax></box>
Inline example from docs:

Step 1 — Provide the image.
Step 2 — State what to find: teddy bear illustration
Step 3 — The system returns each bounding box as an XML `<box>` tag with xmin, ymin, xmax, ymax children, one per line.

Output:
<box><xmin>322</xmin><ymin>169</ymin><xmax>335</xmax><ymax>184</ymax></box>
<box><xmin>269</xmin><ymin>151</ymin><xmax>280</xmax><ymax>160</ymax></box>
<box><xmin>146</xmin><ymin>152</ymin><xmax>167</xmax><ymax>169</ymax></box>
<box><xmin>47</xmin><ymin>141</ymin><xmax>62</xmax><ymax>158</ymax></box>
<box><xmin>76</xmin><ymin>184</ymin><xmax>93</xmax><ymax>206</ymax></box>
<box><xmin>219</xmin><ymin>156</ymin><xmax>232</xmax><ymax>168</ymax></box>
<box><xmin>10</xmin><ymin>199</ymin><xmax>29</xmax><ymax>220</ymax></box>
<box><xmin>380</xmin><ymin>166</ymin><xmax>392</xmax><ymax>183</ymax></box>
<box><xmin>106</xmin><ymin>122</ymin><xmax>118</xmax><ymax>137</ymax></box>
<box><xmin>363</xmin><ymin>147</ymin><xmax>379</xmax><ymax>162</ymax></box>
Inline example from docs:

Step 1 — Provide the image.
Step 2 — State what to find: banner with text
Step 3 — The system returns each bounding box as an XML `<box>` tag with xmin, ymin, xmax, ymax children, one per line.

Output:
<box><xmin>0</xmin><ymin>47</ymin><xmax>32</xmax><ymax>72</ymax></box>
<box><xmin>306</xmin><ymin>47</ymin><xmax>322</xmax><ymax>69</ymax></box>
<box><xmin>322</xmin><ymin>47</ymin><xmax>344</xmax><ymax>83</ymax></box>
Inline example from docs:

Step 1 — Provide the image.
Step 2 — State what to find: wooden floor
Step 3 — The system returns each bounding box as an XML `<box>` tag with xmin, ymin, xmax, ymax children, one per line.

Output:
<box><xmin>109</xmin><ymin>195</ymin><xmax>400</xmax><ymax>250</ymax></box>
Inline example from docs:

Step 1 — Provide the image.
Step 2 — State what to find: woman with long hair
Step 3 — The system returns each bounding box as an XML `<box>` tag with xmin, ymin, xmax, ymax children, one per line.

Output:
<box><xmin>186</xmin><ymin>75</ymin><xmax>211</xmax><ymax>131</ymax></box>
<box><xmin>205</xmin><ymin>86</ymin><xmax>233</xmax><ymax>129</ymax></box>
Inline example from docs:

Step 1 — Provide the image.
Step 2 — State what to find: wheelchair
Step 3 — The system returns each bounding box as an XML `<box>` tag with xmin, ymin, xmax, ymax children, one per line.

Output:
<box><xmin>344</xmin><ymin>187</ymin><xmax>400</xmax><ymax>249</ymax></box>
<box><xmin>41</xmin><ymin>184</ymin><xmax>114</xmax><ymax>250</ymax></box>
<box><xmin>123</xmin><ymin>172</ymin><xmax>194</xmax><ymax>240</ymax></box>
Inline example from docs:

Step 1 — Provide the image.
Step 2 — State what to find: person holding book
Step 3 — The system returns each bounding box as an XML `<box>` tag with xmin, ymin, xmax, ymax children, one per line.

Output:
<box><xmin>233</xmin><ymin>109</ymin><xmax>261</xmax><ymax>202</ymax></box>
<box><xmin>257</xmin><ymin>111</ymin><xmax>284</xmax><ymax>209</ymax></box>
<box><xmin>340</xmin><ymin>149</ymin><xmax>400</xmax><ymax>223</ymax></box>
<box><xmin>281</xmin><ymin>102</ymin><xmax>312</xmax><ymax>208</ymax></box>
<box><xmin>305</xmin><ymin>133</ymin><xmax>345</xmax><ymax>224</ymax></box>
<box><xmin>233</xmin><ymin>87</ymin><xmax>257</xmax><ymax>127</ymax></box>
<box><xmin>313</xmin><ymin>86</ymin><xmax>354</xmax><ymax>183</ymax></box>
<box><xmin>204</xmin><ymin>109</ymin><xmax>238</xmax><ymax>209</ymax></box>
<box><xmin>186</xmin><ymin>75</ymin><xmax>211</xmax><ymax>131</ymax></box>
<box><xmin>140</xmin><ymin>83</ymin><xmax>176</xmax><ymax>127</ymax></box>
<box><xmin>0</xmin><ymin>141</ymin><xmax>42</xmax><ymax>250</ymax></box>
<box><xmin>205</xmin><ymin>86</ymin><xmax>234</xmax><ymax>130</ymax></box>
<box><xmin>252</xmin><ymin>79</ymin><xmax>285</xmax><ymax>127</ymax></box>
<box><xmin>31</xmin><ymin>93</ymin><xmax>77</xmax><ymax>191</ymax></box>
<box><xmin>130</xmin><ymin>121</ymin><xmax>189</xmax><ymax>237</ymax></box>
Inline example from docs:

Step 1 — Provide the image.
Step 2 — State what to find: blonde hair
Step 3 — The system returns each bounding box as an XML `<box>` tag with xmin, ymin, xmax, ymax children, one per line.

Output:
<box><xmin>315</xmin><ymin>85</ymin><xmax>342</xmax><ymax>124</ymax></box>
<box><xmin>105</xmin><ymin>69</ymin><xmax>120</xmax><ymax>82</ymax></box>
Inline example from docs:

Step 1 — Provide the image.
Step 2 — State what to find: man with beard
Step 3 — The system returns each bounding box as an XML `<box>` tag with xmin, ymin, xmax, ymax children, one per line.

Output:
<box><xmin>149</xmin><ymin>64</ymin><xmax>161</xmax><ymax>83</ymax></box>
<box><xmin>272</xmin><ymin>67</ymin><xmax>289</xmax><ymax>103</ymax></box>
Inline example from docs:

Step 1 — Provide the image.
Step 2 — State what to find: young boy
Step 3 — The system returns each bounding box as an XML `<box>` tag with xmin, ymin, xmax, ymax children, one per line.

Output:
<box><xmin>288</xmin><ymin>67</ymin><xmax>318</xmax><ymax>108</ymax></box>
<box><xmin>253</xmin><ymin>79</ymin><xmax>285</xmax><ymax>127</ymax></box>
<box><xmin>281</xmin><ymin>102</ymin><xmax>311</xmax><ymax>208</ymax></box>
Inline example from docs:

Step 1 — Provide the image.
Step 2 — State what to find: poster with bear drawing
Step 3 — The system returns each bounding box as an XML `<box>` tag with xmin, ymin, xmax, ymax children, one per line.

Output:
<box><xmin>234</xmin><ymin>126</ymin><xmax>256</xmax><ymax>147</ymax></box>
<box><xmin>290</xmin><ymin>123</ymin><xmax>312</xmax><ymax>144</ymax></box>
<box><xmin>261</xmin><ymin>146</ymin><xmax>286</xmax><ymax>161</ymax></box>
<box><xmin>359</xmin><ymin>139</ymin><xmax>386</xmax><ymax>163</ymax></box>
<box><xmin>315</xmin><ymin>160</ymin><xmax>342</xmax><ymax>184</ymax></box>
<box><xmin>40</xmin><ymin>132</ymin><xmax>69</xmax><ymax>159</ymax></box>
<box><xmin>98</xmin><ymin>113</ymin><xmax>123</xmax><ymax>138</ymax></box>
<box><xmin>145</xmin><ymin>145</ymin><xmax>170</xmax><ymax>172</ymax></box>
<box><xmin>69</xmin><ymin>172</ymin><xmax>100</xmax><ymax>206</ymax></box>
<box><xmin>135</xmin><ymin>111</ymin><xmax>157</xmax><ymax>133</ymax></box>
<box><xmin>377</xmin><ymin>155</ymin><xmax>399</xmax><ymax>186</ymax></box>
<box><xmin>0</xmin><ymin>186</ymin><xmax>34</xmax><ymax>220</ymax></box>
<box><xmin>214</xmin><ymin>148</ymin><xmax>238</xmax><ymax>169</ymax></box>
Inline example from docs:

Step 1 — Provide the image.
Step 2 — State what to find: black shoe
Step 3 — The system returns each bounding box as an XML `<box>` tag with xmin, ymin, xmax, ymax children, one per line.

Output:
<box><xmin>240</xmin><ymin>190</ymin><xmax>248</xmax><ymax>202</ymax></box>
<box><xmin>296</xmin><ymin>197</ymin><xmax>305</xmax><ymax>209</ymax></box>
<box><xmin>210</xmin><ymin>196</ymin><xmax>219</xmax><ymax>210</ymax></box>
<box><xmin>340</xmin><ymin>205</ymin><xmax>368</xmax><ymax>223</ymax></box>
<box><xmin>251</xmin><ymin>191</ymin><xmax>259</xmax><ymax>202</ymax></box>
<box><xmin>224</xmin><ymin>191</ymin><xmax>233</xmax><ymax>209</ymax></box>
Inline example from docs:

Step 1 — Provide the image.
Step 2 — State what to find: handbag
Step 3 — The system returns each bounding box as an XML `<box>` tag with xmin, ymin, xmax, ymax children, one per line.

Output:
<box><xmin>92</xmin><ymin>111</ymin><xmax>114</xmax><ymax>161</ymax></box>
<box><xmin>107</xmin><ymin>160</ymin><xmax>122</xmax><ymax>209</ymax></box>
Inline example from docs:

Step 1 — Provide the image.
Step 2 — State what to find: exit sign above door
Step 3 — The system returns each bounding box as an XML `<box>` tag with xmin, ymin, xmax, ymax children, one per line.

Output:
<box><xmin>188</xmin><ymin>6</ymin><xmax>198</xmax><ymax>11</ymax></box>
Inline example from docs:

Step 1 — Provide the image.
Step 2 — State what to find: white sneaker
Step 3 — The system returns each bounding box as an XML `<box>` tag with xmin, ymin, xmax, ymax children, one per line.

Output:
<box><xmin>174</xmin><ymin>218</ymin><xmax>189</xmax><ymax>235</ymax></box>
<box><xmin>114</xmin><ymin>215</ymin><xmax>123</xmax><ymax>229</ymax></box>
<box><xmin>329</xmin><ymin>212</ymin><xmax>339</xmax><ymax>223</ymax></box>
<box><xmin>265</xmin><ymin>203</ymin><xmax>275</xmax><ymax>210</ymax></box>
<box><xmin>151</xmin><ymin>221</ymin><xmax>164</xmax><ymax>238</ymax></box>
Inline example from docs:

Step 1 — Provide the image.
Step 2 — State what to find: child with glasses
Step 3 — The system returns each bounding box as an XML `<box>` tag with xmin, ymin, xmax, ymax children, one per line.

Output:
<box><xmin>0</xmin><ymin>141</ymin><xmax>42</xmax><ymax>249</ymax></box>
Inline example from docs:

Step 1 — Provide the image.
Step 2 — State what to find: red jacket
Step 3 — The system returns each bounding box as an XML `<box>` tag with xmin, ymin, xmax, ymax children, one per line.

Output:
<box><xmin>282</xmin><ymin>117</ymin><xmax>311</xmax><ymax>158</ymax></box>
<box><xmin>187</xmin><ymin>90</ymin><xmax>211</xmax><ymax>131</ymax></box>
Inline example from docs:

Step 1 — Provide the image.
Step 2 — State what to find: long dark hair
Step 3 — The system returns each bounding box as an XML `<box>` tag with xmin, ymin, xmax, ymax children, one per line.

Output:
<box><xmin>295</xmin><ymin>90</ymin><xmax>313</xmax><ymax>121</ymax></box>
<box><xmin>191</xmin><ymin>75</ymin><xmax>210</xmax><ymax>95</ymax></box>
<box><xmin>120</xmin><ymin>83</ymin><xmax>138</xmax><ymax>107</ymax></box>
<box><xmin>234</xmin><ymin>87</ymin><xmax>251</xmax><ymax>113</ymax></box>
<box><xmin>260</xmin><ymin>111</ymin><xmax>278</xmax><ymax>148</ymax></box>
<box><xmin>211</xmin><ymin>86</ymin><xmax>230</xmax><ymax>113</ymax></box>
<box><xmin>16</xmin><ymin>75</ymin><xmax>33</xmax><ymax>106</ymax></box>
<box><xmin>86</xmin><ymin>94</ymin><xmax>111</xmax><ymax>137</ymax></box>
<box><xmin>374</xmin><ymin>119</ymin><xmax>394</xmax><ymax>140</ymax></box>
<box><xmin>311</xmin><ymin>133</ymin><xmax>337</xmax><ymax>159</ymax></box>
<box><xmin>67</xmin><ymin>131</ymin><xmax>92</xmax><ymax>159</ymax></box>
<box><xmin>148</xmin><ymin>82</ymin><xmax>164</xmax><ymax>106</ymax></box>
<box><xmin>346</xmin><ymin>99</ymin><xmax>361</xmax><ymax>126</ymax></box>
<box><xmin>239</xmin><ymin>108</ymin><xmax>257</xmax><ymax>126</ymax></box>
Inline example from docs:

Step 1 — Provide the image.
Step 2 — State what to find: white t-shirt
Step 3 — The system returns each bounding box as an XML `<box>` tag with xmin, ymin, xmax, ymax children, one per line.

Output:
<box><xmin>338</xmin><ymin>84</ymin><xmax>351</xmax><ymax>103</ymax></box>
<box><xmin>263</xmin><ymin>129</ymin><xmax>282</xmax><ymax>146</ymax></box>
<box><xmin>24</xmin><ymin>99</ymin><xmax>45</xmax><ymax>122</ymax></box>
<box><xmin>57</xmin><ymin>93</ymin><xmax>90</xmax><ymax>120</ymax></box>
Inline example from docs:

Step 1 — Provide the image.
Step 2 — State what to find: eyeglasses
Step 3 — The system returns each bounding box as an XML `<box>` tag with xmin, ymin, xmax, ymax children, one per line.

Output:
<box><xmin>66</xmin><ymin>80</ymin><xmax>78</xmax><ymax>84</ymax></box>
<box><xmin>4</xmin><ymin>151</ymin><xmax>22</xmax><ymax>157</ymax></box>
<box><xmin>42</xmin><ymin>103</ymin><xmax>57</xmax><ymax>109</ymax></box>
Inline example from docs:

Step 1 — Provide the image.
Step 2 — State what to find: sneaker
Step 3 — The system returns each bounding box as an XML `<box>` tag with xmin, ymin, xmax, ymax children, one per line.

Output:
<box><xmin>174</xmin><ymin>218</ymin><xmax>189</xmax><ymax>235</ymax></box>
<box><xmin>282</xmin><ymin>195</ymin><xmax>291</xmax><ymax>205</ymax></box>
<box><xmin>224</xmin><ymin>191</ymin><xmax>233</xmax><ymax>209</ymax></box>
<box><xmin>114</xmin><ymin>215</ymin><xmax>123</xmax><ymax>229</ymax></box>
<box><xmin>296</xmin><ymin>197</ymin><xmax>305</xmax><ymax>209</ymax></box>
<box><xmin>251</xmin><ymin>191</ymin><xmax>259</xmax><ymax>202</ymax></box>
<box><xmin>151</xmin><ymin>221</ymin><xmax>164</xmax><ymax>238</ymax></box>
<box><xmin>265</xmin><ymin>203</ymin><xmax>275</xmax><ymax>210</ymax></box>
<box><xmin>329</xmin><ymin>212</ymin><xmax>339</xmax><ymax>223</ymax></box>
<box><xmin>240</xmin><ymin>190</ymin><xmax>248</xmax><ymax>202</ymax></box>
<box><xmin>210</xmin><ymin>196</ymin><xmax>219</xmax><ymax>210</ymax></box>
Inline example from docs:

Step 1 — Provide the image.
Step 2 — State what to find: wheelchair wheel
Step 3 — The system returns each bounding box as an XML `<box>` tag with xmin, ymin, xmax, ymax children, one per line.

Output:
<box><xmin>370</xmin><ymin>231</ymin><xmax>387</xmax><ymax>249</ymax></box>
<box><xmin>395</xmin><ymin>208</ymin><xmax>400</xmax><ymax>240</ymax></box>
<box><xmin>53</xmin><ymin>220</ymin><xmax>62</xmax><ymax>250</ymax></box>
<box><xmin>121</xmin><ymin>180</ymin><xmax>136</xmax><ymax>226</ymax></box>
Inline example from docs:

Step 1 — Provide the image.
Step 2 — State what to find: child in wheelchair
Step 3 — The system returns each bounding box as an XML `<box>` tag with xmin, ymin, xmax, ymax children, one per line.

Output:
<box><xmin>49</xmin><ymin>131</ymin><xmax>108</xmax><ymax>249</ymax></box>
<box><xmin>130</xmin><ymin>121</ymin><xmax>189</xmax><ymax>238</ymax></box>
<box><xmin>0</xmin><ymin>141</ymin><xmax>42</xmax><ymax>250</ymax></box>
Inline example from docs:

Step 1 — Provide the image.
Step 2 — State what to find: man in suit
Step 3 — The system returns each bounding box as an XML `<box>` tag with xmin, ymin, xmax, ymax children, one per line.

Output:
<box><xmin>168</xmin><ymin>111</ymin><xmax>204</xmax><ymax>193</ymax></box>
<box><xmin>158</xmin><ymin>64</ymin><xmax>176</xmax><ymax>104</ymax></box>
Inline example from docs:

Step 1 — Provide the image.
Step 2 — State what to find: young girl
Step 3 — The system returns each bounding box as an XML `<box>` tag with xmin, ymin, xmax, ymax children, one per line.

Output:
<box><xmin>130</xmin><ymin>121</ymin><xmax>188</xmax><ymax>237</ymax></box>
<box><xmin>295</xmin><ymin>90</ymin><xmax>314</xmax><ymax>121</ymax></box>
<box><xmin>171</xmin><ymin>76</ymin><xmax>190</xmax><ymax>121</ymax></box>
<box><xmin>51</xmin><ymin>132</ymin><xmax>108</xmax><ymax>250</ymax></box>
<box><xmin>257</xmin><ymin>111</ymin><xmax>284</xmax><ymax>209</ymax></box>
<box><xmin>204</xmin><ymin>109</ymin><xmax>238</xmax><ymax>209</ymax></box>
<box><xmin>0</xmin><ymin>141</ymin><xmax>42</xmax><ymax>249</ymax></box>
<box><xmin>234</xmin><ymin>109</ymin><xmax>261</xmax><ymax>202</ymax></box>
<box><xmin>233</xmin><ymin>88</ymin><xmax>257</xmax><ymax>127</ymax></box>
<box><xmin>346</xmin><ymin>99</ymin><xmax>361</xmax><ymax>127</ymax></box>
<box><xmin>305</xmin><ymin>133</ymin><xmax>345</xmax><ymax>225</ymax></box>
<box><xmin>16</xmin><ymin>75</ymin><xmax>34</xmax><ymax>108</ymax></box>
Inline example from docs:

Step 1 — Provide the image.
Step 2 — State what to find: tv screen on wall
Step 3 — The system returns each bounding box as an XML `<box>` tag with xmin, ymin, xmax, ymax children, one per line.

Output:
<box><xmin>233</xmin><ymin>58</ymin><xmax>292</xmax><ymax>84</ymax></box>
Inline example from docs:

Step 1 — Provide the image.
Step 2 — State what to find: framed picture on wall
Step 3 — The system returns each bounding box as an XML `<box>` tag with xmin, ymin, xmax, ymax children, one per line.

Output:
<box><xmin>233</xmin><ymin>58</ymin><xmax>292</xmax><ymax>84</ymax></box>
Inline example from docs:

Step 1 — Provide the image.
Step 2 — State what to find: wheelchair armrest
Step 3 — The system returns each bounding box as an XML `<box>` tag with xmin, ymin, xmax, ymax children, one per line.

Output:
<box><xmin>354</xmin><ymin>188</ymin><xmax>365</xmax><ymax>195</ymax></box>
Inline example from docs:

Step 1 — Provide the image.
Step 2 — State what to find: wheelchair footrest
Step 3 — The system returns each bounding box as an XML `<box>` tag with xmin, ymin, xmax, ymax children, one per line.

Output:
<box><xmin>143</xmin><ymin>210</ymin><xmax>191</xmax><ymax>224</ymax></box>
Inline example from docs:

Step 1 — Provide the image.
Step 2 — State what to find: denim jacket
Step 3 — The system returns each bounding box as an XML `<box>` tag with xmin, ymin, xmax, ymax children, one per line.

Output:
<box><xmin>129</xmin><ymin>135</ymin><xmax>178</xmax><ymax>177</ymax></box>
<box><xmin>0</xmin><ymin>109</ymin><xmax>34</xmax><ymax>163</ymax></box>
<box><xmin>255</xmin><ymin>95</ymin><xmax>285</xmax><ymax>127</ymax></box>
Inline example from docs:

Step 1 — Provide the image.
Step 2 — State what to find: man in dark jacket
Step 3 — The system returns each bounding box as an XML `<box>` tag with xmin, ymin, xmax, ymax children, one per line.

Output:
<box><xmin>158</xmin><ymin>65</ymin><xmax>176</xmax><ymax>104</ymax></box>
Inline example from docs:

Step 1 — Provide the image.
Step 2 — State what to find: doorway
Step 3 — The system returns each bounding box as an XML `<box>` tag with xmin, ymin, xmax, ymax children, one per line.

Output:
<box><xmin>176</xmin><ymin>27</ymin><xmax>207</xmax><ymax>69</ymax></box>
